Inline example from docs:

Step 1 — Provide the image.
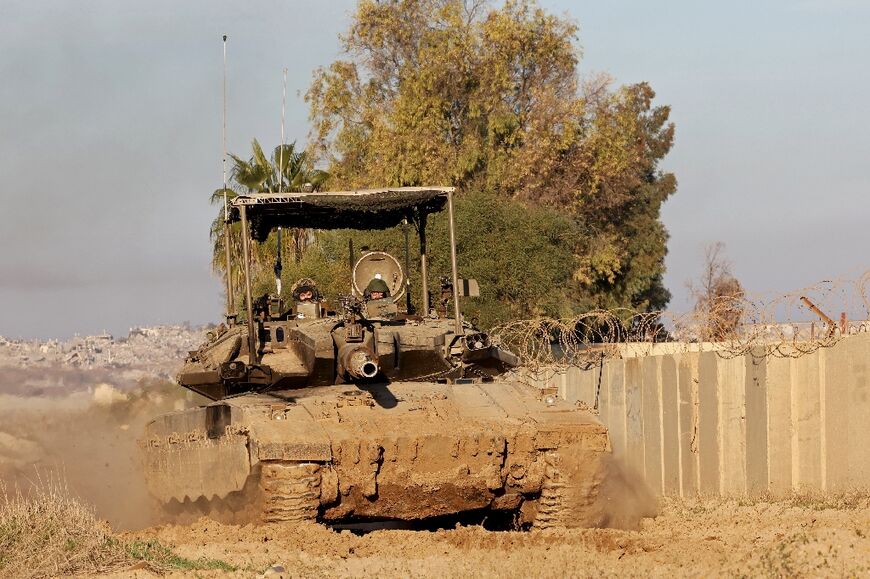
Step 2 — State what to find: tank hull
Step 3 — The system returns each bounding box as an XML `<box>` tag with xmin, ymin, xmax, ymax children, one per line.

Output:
<box><xmin>142</xmin><ymin>380</ymin><xmax>611</xmax><ymax>528</ymax></box>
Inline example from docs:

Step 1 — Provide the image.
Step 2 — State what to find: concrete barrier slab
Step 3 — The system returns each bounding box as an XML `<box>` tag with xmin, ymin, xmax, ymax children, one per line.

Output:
<box><xmin>848</xmin><ymin>337</ymin><xmax>870</xmax><ymax>486</ymax></box>
<box><xmin>580</xmin><ymin>365</ymin><xmax>598</xmax><ymax>407</ymax></box>
<box><xmin>744</xmin><ymin>351</ymin><xmax>769</xmax><ymax>496</ymax></box>
<box><xmin>823</xmin><ymin>340</ymin><xmax>851</xmax><ymax>491</ymax></box>
<box><xmin>624</xmin><ymin>358</ymin><xmax>645</xmax><ymax>478</ymax></box>
<box><xmin>842</xmin><ymin>335</ymin><xmax>870</xmax><ymax>487</ymax></box>
<box><xmin>661</xmin><ymin>355</ymin><xmax>681</xmax><ymax>495</ymax></box>
<box><xmin>607</xmin><ymin>360</ymin><xmax>627</xmax><ymax>458</ymax></box>
<box><xmin>718</xmin><ymin>355</ymin><xmax>747</xmax><ymax>495</ymax></box>
<box><xmin>698</xmin><ymin>352</ymin><xmax>720</xmax><ymax>495</ymax></box>
<box><xmin>793</xmin><ymin>352</ymin><xmax>822</xmax><ymax>491</ymax></box>
<box><xmin>766</xmin><ymin>356</ymin><xmax>793</xmax><ymax>494</ymax></box>
<box><xmin>541</xmin><ymin>333</ymin><xmax>870</xmax><ymax>498</ymax></box>
<box><xmin>678</xmin><ymin>353</ymin><xmax>699</xmax><ymax>496</ymax></box>
<box><xmin>642</xmin><ymin>357</ymin><xmax>664</xmax><ymax>494</ymax></box>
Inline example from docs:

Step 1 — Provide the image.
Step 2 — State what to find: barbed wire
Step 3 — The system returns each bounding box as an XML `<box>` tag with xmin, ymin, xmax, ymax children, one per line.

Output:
<box><xmin>490</xmin><ymin>271</ymin><xmax>870</xmax><ymax>371</ymax></box>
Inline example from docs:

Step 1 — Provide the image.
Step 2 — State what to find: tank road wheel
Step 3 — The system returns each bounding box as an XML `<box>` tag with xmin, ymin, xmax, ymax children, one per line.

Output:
<box><xmin>260</xmin><ymin>462</ymin><xmax>322</xmax><ymax>523</ymax></box>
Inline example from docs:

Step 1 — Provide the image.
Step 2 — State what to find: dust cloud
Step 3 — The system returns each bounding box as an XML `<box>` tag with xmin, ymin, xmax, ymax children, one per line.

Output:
<box><xmin>593</xmin><ymin>456</ymin><xmax>659</xmax><ymax>530</ymax></box>
<box><xmin>0</xmin><ymin>375</ymin><xmax>202</xmax><ymax>530</ymax></box>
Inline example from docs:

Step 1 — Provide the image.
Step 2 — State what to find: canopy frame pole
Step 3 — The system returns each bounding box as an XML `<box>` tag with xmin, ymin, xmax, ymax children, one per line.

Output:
<box><xmin>224</xmin><ymin>223</ymin><xmax>234</xmax><ymax>317</ymax></box>
<box><xmin>348</xmin><ymin>238</ymin><xmax>355</xmax><ymax>294</ymax></box>
<box><xmin>221</xmin><ymin>35</ymin><xmax>235</xmax><ymax>319</ymax></box>
<box><xmin>419</xmin><ymin>212</ymin><xmax>430</xmax><ymax>315</ymax></box>
<box><xmin>239</xmin><ymin>205</ymin><xmax>256</xmax><ymax>365</ymax></box>
<box><xmin>403</xmin><ymin>217</ymin><xmax>413</xmax><ymax>314</ymax></box>
<box><xmin>447</xmin><ymin>190</ymin><xmax>462</xmax><ymax>335</ymax></box>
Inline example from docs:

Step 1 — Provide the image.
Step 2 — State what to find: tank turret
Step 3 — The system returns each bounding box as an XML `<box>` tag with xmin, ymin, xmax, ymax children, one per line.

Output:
<box><xmin>178</xmin><ymin>214</ymin><xmax>516</xmax><ymax>400</ymax></box>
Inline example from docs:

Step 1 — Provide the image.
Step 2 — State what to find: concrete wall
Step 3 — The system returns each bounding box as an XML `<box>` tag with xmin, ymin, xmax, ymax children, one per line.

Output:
<box><xmin>533</xmin><ymin>333</ymin><xmax>870</xmax><ymax>496</ymax></box>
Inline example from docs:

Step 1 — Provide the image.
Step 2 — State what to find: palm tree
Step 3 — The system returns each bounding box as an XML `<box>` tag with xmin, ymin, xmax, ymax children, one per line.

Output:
<box><xmin>228</xmin><ymin>139</ymin><xmax>272</xmax><ymax>191</ymax></box>
<box><xmin>211</xmin><ymin>140</ymin><xmax>330</xmax><ymax>313</ymax></box>
<box><xmin>210</xmin><ymin>187</ymin><xmax>243</xmax><ymax>310</ymax></box>
<box><xmin>229</xmin><ymin>139</ymin><xmax>329</xmax><ymax>194</ymax></box>
<box><xmin>272</xmin><ymin>142</ymin><xmax>330</xmax><ymax>193</ymax></box>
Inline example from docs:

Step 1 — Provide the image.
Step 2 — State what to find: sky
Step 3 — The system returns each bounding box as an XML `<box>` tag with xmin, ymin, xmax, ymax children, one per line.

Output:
<box><xmin>1</xmin><ymin>0</ymin><xmax>868</xmax><ymax>339</ymax></box>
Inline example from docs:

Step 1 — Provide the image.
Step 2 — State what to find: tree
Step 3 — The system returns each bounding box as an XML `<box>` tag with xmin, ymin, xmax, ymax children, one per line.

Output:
<box><xmin>229</xmin><ymin>139</ymin><xmax>329</xmax><ymax>194</ymax></box>
<box><xmin>211</xmin><ymin>140</ymin><xmax>329</xmax><ymax>313</ymax></box>
<box><xmin>687</xmin><ymin>242</ymin><xmax>745</xmax><ymax>341</ymax></box>
<box><xmin>267</xmin><ymin>191</ymin><xmax>579</xmax><ymax>329</ymax></box>
<box><xmin>307</xmin><ymin>0</ymin><xmax>580</xmax><ymax>192</ymax></box>
<box><xmin>307</xmin><ymin>0</ymin><xmax>676</xmax><ymax>314</ymax></box>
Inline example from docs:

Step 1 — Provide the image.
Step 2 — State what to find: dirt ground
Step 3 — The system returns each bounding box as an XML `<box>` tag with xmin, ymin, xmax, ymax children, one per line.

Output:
<box><xmin>1</xmin><ymin>374</ymin><xmax>868</xmax><ymax>578</ymax></box>
<box><xmin>102</xmin><ymin>493</ymin><xmax>868</xmax><ymax>578</ymax></box>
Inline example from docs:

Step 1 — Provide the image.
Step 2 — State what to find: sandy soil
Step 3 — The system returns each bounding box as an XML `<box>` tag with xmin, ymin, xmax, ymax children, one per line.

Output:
<box><xmin>109</xmin><ymin>494</ymin><xmax>870</xmax><ymax>578</ymax></box>
<box><xmin>2</xmin><ymin>372</ymin><xmax>867</xmax><ymax>577</ymax></box>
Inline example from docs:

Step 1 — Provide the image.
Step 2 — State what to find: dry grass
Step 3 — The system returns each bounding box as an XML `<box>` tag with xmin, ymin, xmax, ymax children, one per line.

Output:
<box><xmin>0</xmin><ymin>475</ymin><xmax>132</xmax><ymax>578</ymax></box>
<box><xmin>0</xmin><ymin>473</ymin><xmax>240</xmax><ymax>578</ymax></box>
<box><xmin>783</xmin><ymin>489</ymin><xmax>870</xmax><ymax>511</ymax></box>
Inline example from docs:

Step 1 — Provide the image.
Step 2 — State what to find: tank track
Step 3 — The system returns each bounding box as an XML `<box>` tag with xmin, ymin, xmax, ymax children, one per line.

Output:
<box><xmin>260</xmin><ymin>462</ymin><xmax>322</xmax><ymax>523</ymax></box>
<box><xmin>532</xmin><ymin>451</ymin><xmax>603</xmax><ymax>529</ymax></box>
<box><xmin>533</xmin><ymin>452</ymin><xmax>568</xmax><ymax>529</ymax></box>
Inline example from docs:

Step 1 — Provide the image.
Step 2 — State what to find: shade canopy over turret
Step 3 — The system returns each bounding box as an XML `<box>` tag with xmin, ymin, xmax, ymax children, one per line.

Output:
<box><xmin>230</xmin><ymin>187</ymin><xmax>453</xmax><ymax>241</ymax></box>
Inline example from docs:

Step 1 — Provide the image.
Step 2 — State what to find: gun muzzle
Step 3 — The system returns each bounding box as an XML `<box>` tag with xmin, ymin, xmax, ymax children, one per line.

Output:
<box><xmin>340</xmin><ymin>345</ymin><xmax>379</xmax><ymax>379</ymax></box>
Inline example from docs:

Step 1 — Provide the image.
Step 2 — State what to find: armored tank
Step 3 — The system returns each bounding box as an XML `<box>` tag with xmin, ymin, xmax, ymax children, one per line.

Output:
<box><xmin>142</xmin><ymin>187</ymin><xmax>611</xmax><ymax>528</ymax></box>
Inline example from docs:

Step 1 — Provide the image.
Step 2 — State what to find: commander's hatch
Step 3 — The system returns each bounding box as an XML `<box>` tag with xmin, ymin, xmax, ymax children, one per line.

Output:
<box><xmin>352</xmin><ymin>251</ymin><xmax>405</xmax><ymax>303</ymax></box>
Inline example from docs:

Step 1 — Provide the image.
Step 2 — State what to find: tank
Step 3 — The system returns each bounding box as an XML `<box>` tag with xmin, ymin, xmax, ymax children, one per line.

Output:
<box><xmin>141</xmin><ymin>187</ymin><xmax>611</xmax><ymax>528</ymax></box>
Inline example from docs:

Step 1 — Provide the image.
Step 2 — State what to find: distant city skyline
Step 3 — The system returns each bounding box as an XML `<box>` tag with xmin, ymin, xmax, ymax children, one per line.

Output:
<box><xmin>1</xmin><ymin>0</ymin><xmax>868</xmax><ymax>338</ymax></box>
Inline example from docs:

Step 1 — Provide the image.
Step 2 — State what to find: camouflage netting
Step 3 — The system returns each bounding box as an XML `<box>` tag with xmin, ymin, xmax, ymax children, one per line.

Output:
<box><xmin>230</xmin><ymin>188</ymin><xmax>450</xmax><ymax>240</ymax></box>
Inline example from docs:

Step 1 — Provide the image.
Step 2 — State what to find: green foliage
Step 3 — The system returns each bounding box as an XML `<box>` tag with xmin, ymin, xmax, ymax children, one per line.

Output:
<box><xmin>427</xmin><ymin>191</ymin><xmax>578</xmax><ymax>326</ymax></box>
<box><xmin>307</xmin><ymin>0</ymin><xmax>581</xmax><ymax>192</ymax></box>
<box><xmin>566</xmin><ymin>83</ymin><xmax>676</xmax><ymax>312</ymax></box>
<box><xmin>229</xmin><ymin>139</ymin><xmax>329</xmax><ymax>194</ymax></box>
<box><xmin>128</xmin><ymin>539</ymin><xmax>237</xmax><ymax>572</ymax></box>
<box><xmin>306</xmin><ymin>0</ymin><xmax>677</xmax><ymax>314</ymax></box>
<box><xmin>246</xmin><ymin>191</ymin><xmax>576</xmax><ymax>329</ymax></box>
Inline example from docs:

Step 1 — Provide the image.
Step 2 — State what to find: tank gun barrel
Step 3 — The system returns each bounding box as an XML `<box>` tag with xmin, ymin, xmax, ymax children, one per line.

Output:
<box><xmin>339</xmin><ymin>344</ymin><xmax>379</xmax><ymax>379</ymax></box>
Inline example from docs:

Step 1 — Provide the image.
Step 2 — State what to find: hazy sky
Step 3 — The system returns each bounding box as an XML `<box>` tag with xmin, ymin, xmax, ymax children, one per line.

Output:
<box><xmin>1</xmin><ymin>0</ymin><xmax>868</xmax><ymax>339</ymax></box>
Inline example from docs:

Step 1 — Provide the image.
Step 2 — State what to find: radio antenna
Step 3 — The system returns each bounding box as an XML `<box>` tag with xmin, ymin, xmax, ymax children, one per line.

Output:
<box><xmin>274</xmin><ymin>68</ymin><xmax>288</xmax><ymax>296</ymax></box>
<box><xmin>279</xmin><ymin>67</ymin><xmax>287</xmax><ymax>192</ymax></box>
<box><xmin>222</xmin><ymin>35</ymin><xmax>229</xmax><ymax>220</ymax></box>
